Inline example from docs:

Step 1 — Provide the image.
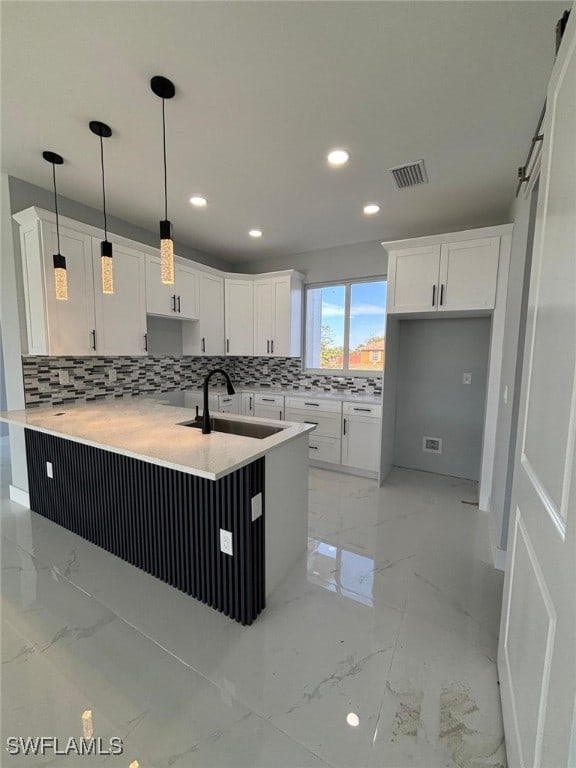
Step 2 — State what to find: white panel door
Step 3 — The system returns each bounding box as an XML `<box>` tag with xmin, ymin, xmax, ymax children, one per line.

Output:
<box><xmin>341</xmin><ymin>415</ymin><xmax>381</xmax><ymax>472</ymax></box>
<box><xmin>254</xmin><ymin>403</ymin><xmax>284</xmax><ymax>421</ymax></box>
<box><xmin>92</xmin><ymin>240</ymin><xmax>147</xmax><ymax>355</ymax></box>
<box><xmin>388</xmin><ymin>245</ymin><xmax>441</xmax><ymax>313</ymax></box>
<box><xmin>498</xmin><ymin>18</ymin><xmax>576</xmax><ymax>768</ymax></box>
<box><xmin>176</xmin><ymin>264</ymin><xmax>199</xmax><ymax>320</ymax></box>
<box><xmin>42</xmin><ymin>222</ymin><xmax>96</xmax><ymax>355</ymax></box>
<box><xmin>225</xmin><ymin>279</ymin><xmax>254</xmax><ymax>356</ymax></box>
<box><xmin>438</xmin><ymin>238</ymin><xmax>500</xmax><ymax>312</ymax></box>
<box><xmin>146</xmin><ymin>255</ymin><xmax>177</xmax><ymax>317</ymax></box>
<box><xmin>272</xmin><ymin>276</ymin><xmax>291</xmax><ymax>356</ymax></box>
<box><xmin>199</xmin><ymin>272</ymin><xmax>224</xmax><ymax>355</ymax></box>
<box><xmin>254</xmin><ymin>279</ymin><xmax>273</xmax><ymax>356</ymax></box>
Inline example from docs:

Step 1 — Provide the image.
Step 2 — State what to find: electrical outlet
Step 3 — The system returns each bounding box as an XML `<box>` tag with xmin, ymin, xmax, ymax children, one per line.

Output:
<box><xmin>219</xmin><ymin>529</ymin><xmax>233</xmax><ymax>556</ymax></box>
<box><xmin>463</xmin><ymin>372</ymin><xmax>472</xmax><ymax>385</ymax></box>
<box><xmin>58</xmin><ymin>370</ymin><xmax>70</xmax><ymax>385</ymax></box>
<box><xmin>423</xmin><ymin>436</ymin><xmax>442</xmax><ymax>454</ymax></box>
<box><xmin>107</xmin><ymin>368</ymin><xmax>117</xmax><ymax>383</ymax></box>
<box><xmin>46</xmin><ymin>461</ymin><xmax>53</xmax><ymax>478</ymax></box>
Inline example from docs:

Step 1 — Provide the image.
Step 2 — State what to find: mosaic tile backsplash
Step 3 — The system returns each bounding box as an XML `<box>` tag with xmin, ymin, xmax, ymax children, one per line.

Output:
<box><xmin>22</xmin><ymin>355</ymin><xmax>382</xmax><ymax>407</ymax></box>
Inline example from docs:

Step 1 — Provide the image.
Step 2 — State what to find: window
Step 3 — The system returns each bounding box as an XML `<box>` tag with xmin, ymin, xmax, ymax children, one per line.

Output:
<box><xmin>305</xmin><ymin>278</ymin><xmax>387</xmax><ymax>373</ymax></box>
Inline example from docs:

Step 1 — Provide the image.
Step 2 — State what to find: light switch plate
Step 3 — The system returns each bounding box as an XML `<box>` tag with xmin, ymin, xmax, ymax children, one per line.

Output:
<box><xmin>251</xmin><ymin>493</ymin><xmax>263</xmax><ymax>521</ymax></box>
<box><xmin>46</xmin><ymin>461</ymin><xmax>53</xmax><ymax>478</ymax></box>
<box><xmin>58</xmin><ymin>370</ymin><xmax>70</xmax><ymax>385</ymax></box>
<box><xmin>220</xmin><ymin>529</ymin><xmax>233</xmax><ymax>556</ymax></box>
<box><xmin>463</xmin><ymin>372</ymin><xmax>472</xmax><ymax>385</ymax></box>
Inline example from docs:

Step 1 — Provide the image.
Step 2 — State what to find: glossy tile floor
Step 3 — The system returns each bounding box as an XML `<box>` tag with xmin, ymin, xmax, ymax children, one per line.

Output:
<box><xmin>1</xmin><ymin>448</ymin><xmax>507</xmax><ymax>767</ymax></box>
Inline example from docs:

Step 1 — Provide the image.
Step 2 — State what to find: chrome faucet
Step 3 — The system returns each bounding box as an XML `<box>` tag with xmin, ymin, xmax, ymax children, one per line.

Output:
<box><xmin>202</xmin><ymin>369</ymin><xmax>236</xmax><ymax>434</ymax></box>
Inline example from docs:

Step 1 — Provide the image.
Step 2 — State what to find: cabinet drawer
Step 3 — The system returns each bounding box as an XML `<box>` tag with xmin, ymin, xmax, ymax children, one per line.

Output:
<box><xmin>285</xmin><ymin>396</ymin><xmax>341</xmax><ymax>413</ymax></box>
<box><xmin>254</xmin><ymin>393</ymin><xmax>284</xmax><ymax>407</ymax></box>
<box><xmin>343</xmin><ymin>402</ymin><xmax>382</xmax><ymax>419</ymax></box>
<box><xmin>285</xmin><ymin>407</ymin><xmax>342</xmax><ymax>439</ymax></box>
<box><xmin>308</xmin><ymin>435</ymin><xmax>341</xmax><ymax>464</ymax></box>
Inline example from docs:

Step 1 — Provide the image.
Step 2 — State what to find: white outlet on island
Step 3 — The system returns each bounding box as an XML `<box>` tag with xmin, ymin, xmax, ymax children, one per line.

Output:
<box><xmin>220</xmin><ymin>529</ymin><xmax>233</xmax><ymax>556</ymax></box>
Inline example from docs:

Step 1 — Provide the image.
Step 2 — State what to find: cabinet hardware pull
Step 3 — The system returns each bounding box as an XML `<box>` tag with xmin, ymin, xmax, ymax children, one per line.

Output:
<box><xmin>249</xmin><ymin>396</ymin><xmax>253</xmax><ymax>410</ymax></box>
<box><xmin>267</xmin><ymin>340</ymin><xmax>270</xmax><ymax>353</ymax></box>
<box><xmin>432</xmin><ymin>285</ymin><xmax>436</xmax><ymax>306</ymax></box>
<box><xmin>310</xmin><ymin>445</ymin><xmax>319</xmax><ymax>450</ymax></box>
<box><xmin>262</xmin><ymin>398</ymin><xmax>275</xmax><ymax>402</ymax></box>
<box><xmin>226</xmin><ymin>339</ymin><xmax>230</xmax><ymax>353</ymax></box>
<box><xmin>177</xmin><ymin>295</ymin><xmax>181</xmax><ymax>313</ymax></box>
<box><xmin>171</xmin><ymin>295</ymin><xmax>176</xmax><ymax>312</ymax></box>
<box><xmin>201</xmin><ymin>337</ymin><xmax>206</xmax><ymax>353</ymax></box>
<box><xmin>343</xmin><ymin>418</ymin><xmax>347</xmax><ymax>435</ymax></box>
<box><xmin>304</xmin><ymin>402</ymin><xmax>320</xmax><ymax>406</ymax></box>
<box><xmin>353</xmin><ymin>407</ymin><xmax>371</xmax><ymax>412</ymax></box>
<box><xmin>271</xmin><ymin>339</ymin><xmax>274</xmax><ymax>354</ymax></box>
<box><xmin>440</xmin><ymin>284</ymin><xmax>445</xmax><ymax>306</ymax></box>
<box><xmin>221</xmin><ymin>398</ymin><xmax>231</xmax><ymax>403</ymax></box>
<box><xmin>91</xmin><ymin>329</ymin><xmax>96</xmax><ymax>351</ymax></box>
<box><xmin>144</xmin><ymin>333</ymin><xmax>148</xmax><ymax>352</ymax></box>
<box><xmin>305</xmin><ymin>421</ymin><xmax>318</xmax><ymax>425</ymax></box>
<box><xmin>279</xmin><ymin>410</ymin><xmax>282</xmax><ymax>419</ymax></box>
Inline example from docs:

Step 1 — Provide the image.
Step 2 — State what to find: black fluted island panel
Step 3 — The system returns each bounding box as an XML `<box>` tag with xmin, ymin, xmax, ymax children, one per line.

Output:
<box><xmin>25</xmin><ymin>428</ymin><xmax>265</xmax><ymax>625</ymax></box>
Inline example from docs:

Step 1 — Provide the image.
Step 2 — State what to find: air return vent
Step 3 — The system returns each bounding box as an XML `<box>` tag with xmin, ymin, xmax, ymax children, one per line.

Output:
<box><xmin>389</xmin><ymin>159</ymin><xmax>429</xmax><ymax>189</ymax></box>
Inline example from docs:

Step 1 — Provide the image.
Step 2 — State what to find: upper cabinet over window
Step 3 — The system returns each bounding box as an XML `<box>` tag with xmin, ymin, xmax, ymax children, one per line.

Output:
<box><xmin>304</xmin><ymin>278</ymin><xmax>387</xmax><ymax>374</ymax></box>
<box><xmin>384</xmin><ymin>229</ymin><xmax>509</xmax><ymax>316</ymax></box>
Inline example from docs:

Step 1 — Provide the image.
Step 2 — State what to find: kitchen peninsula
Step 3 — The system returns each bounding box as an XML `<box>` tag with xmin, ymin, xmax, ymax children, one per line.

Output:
<box><xmin>0</xmin><ymin>400</ymin><xmax>314</xmax><ymax>625</ymax></box>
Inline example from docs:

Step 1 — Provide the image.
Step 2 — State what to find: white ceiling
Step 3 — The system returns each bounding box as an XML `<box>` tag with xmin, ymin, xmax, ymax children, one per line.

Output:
<box><xmin>1</xmin><ymin>1</ymin><xmax>565</xmax><ymax>263</ymax></box>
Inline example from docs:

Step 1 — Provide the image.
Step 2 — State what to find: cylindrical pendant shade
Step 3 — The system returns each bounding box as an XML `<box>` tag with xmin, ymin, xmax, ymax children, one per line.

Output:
<box><xmin>101</xmin><ymin>240</ymin><xmax>114</xmax><ymax>295</ymax></box>
<box><xmin>160</xmin><ymin>219</ymin><xmax>174</xmax><ymax>284</ymax></box>
<box><xmin>53</xmin><ymin>253</ymin><xmax>68</xmax><ymax>301</ymax></box>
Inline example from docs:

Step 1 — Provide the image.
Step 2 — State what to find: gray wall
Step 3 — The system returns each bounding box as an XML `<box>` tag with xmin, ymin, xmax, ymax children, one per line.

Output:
<box><xmin>490</xmin><ymin>183</ymin><xmax>538</xmax><ymax>549</ymax></box>
<box><xmin>235</xmin><ymin>240</ymin><xmax>387</xmax><ymax>283</ymax></box>
<box><xmin>394</xmin><ymin>317</ymin><xmax>491</xmax><ymax>481</ymax></box>
<box><xmin>8</xmin><ymin>177</ymin><xmax>232</xmax><ymax>272</ymax></box>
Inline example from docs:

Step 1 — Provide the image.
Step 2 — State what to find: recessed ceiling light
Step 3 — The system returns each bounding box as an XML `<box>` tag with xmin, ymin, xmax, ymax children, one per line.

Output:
<box><xmin>249</xmin><ymin>229</ymin><xmax>263</xmax><ymax>238</ymax></box>
<box><xmin>363</xmin><ymin>203</ymin><xmax>380</xmax><ymax>215</ymax></box>
<box><xmin>190</xmin><ymin>196</ymin><xmax>207</xmax><ymax>207</ymax></box>
<box><xmin>346</xmin><ymin>713</ymin><xmax>360</xmax><ymax>727</ymax></box>
<box><xmin>327</xmin><ymin>149</ymin><xmax>350</xmax><ymax>167</ymax></box>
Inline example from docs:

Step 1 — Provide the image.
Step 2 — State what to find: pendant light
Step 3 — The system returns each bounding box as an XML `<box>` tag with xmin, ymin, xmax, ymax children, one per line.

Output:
<box><xmin>43</xmin><ymin>151</ymin><xmax>68</xmax><ymax>301</ymax></box>
<box><xmin>151</xmin><ymin>75</ymin><xmax>176</xmax><ymax>284</ymax></box>
<box><xmin>89</xmin><ymin>120</ymin><xmax>114</xmax><ymax>294</ymax></box>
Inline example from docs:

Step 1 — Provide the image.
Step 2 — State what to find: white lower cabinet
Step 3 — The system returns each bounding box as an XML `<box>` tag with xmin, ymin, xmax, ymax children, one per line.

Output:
<box><xmin>241</xmin><ymin>392</ymin><xmax>255</xmax><ymax>416</ymax></box>
<box><xmin>341</xmin><ymin>402</ymin><xmax>382</xmax><ymax>473</ymax></box>
<box><xmin>254</xmin><ymin>393</ymin><xmax>284</xmax><ymax>420</ymax></box>
<box><xmin>308</xmin><ymin>435</ymin><xmax>342</xmax><ymax>464</ymax></box>
<box><xmin>285</xmin><ymin>397</ymin><xmax>342</xmax><ymax>465</ymax></box>
<box><xmin>217</xmin><ymin>394</ymin><xmax>241</xmax><ymax>414</ymax></box>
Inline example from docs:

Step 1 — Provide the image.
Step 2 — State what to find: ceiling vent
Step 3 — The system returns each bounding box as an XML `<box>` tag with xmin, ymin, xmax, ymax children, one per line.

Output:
<box><xmin>389</xmin><ymin>159</ymin><xmax>429</xmax><ymax>189</ymax></box>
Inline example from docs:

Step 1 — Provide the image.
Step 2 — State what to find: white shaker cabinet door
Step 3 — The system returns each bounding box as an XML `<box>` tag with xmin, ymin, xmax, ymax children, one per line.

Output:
<box><xmin>387</xmin><ymin>245</ymin><xmax>441</xmax><ymax>314</ymax></box>
<box><xmin>254</xmin><ymin>279</ymin><xmax>273</xmax><ymax>356</ymax></box>
<box><xmin>41</xmin><ymin>222</ymin><xmax>96</xmax><ymax>355</ymax></box>
<box><xmin>175</xmin><ymin>263</ymin><xmax>199</xmax><ymax>320</ymax></box>
<box><xmin>225</xmin><ymin>278</ymin><xmax>254</xmax><ymax>356</ymax></box>
<box><xmin>92</xmin><ymin>239</ymin><xmax>147</xmax><ymax>355</ymax></box>
<box><xmin>438</xmin><ymin>238</ymin><xmax>500</xmax><ymax>312</ymax></box>
<box><xmin>199</xmin><ymin>272</ymin><xmax>224</xmax><ymax>355</ymax></box>
<box><xmin>146</xmin><ymin>255</ymin><xmax>177</xmax><ymax>317</ymax></box>
<box><xmin>341</xmin><ymin>415</ymin><xmax>381</xmax><ymax>472</ymax></box>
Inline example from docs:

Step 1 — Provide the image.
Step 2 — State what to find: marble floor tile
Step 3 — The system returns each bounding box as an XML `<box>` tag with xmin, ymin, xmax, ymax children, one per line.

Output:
<box><xmin>2</xmin><ymin>464</ymin><xmax>506</xmax><ymax>767</ymax></box>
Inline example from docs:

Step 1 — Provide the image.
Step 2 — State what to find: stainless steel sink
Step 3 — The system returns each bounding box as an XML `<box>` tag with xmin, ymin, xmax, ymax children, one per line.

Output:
<box><xmin>179</xmin><ymin>417</ymin><xmax>285</xmax><ymax>439</ymax></box>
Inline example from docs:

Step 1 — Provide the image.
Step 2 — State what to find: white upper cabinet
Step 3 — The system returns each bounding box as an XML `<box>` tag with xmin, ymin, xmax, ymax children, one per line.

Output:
<box><xmin>182</xmin><ymin>271</ymin><xmax>225</xmax><ymax>356</ymax></box>
<box><xmin>145</xmin><ymin>255</ymin><xmax>199</xmax><ymax>320</ymax></box>
<box><xmin>387</xmin><ymin>245</ymin><xmax>441</xmax><ymax>314</ymax></box>
<box><xmin>224</xmin><ymin>277</ymin><xmax>254</xmax><ymax>356</ymax></box>
<box><xmin>15</xmin><ymin>210</ymin><xmax>96</xmax><ymax>356</ymax></box>
<box><xmin>385</xmin><ymin>231</ymin><xmax>503</xmax><ymax>315</ymax></box>
<box><xmin>437</xmin><ymin>238</ymin><xmax>500</xmax><ymax>312</ymax></box>
<box><xmin>91</xmin><ymin>239</ymin><xmax>147</xmax><ymax>356</ymax></box>
<box><xmin>252</xmin><ymin>272</ymin><xmax>303</xmax><ymax>357</ymax></box>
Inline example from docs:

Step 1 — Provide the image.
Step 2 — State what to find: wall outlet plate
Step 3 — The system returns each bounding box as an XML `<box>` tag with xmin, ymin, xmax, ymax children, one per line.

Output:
<box><xmin>251</xmin><ymin>492</ymin><xmax>263</xmax><ymax>521</ymax></box>
<box><xmin>423</xmin><ymin>436</ymin><xmax>442</xmax><ymax>454</ymax></box>
<box><xmin>46</xmin><ymin>461</ymin><xmax>53</xmax><ymax>478</ymax></box>
<box><xmin>219</xmin><ymin>528</ymin><xmax>233</xmax><ymax>556</ymax></box>
<box><xmin>107</xmin><ymin>368</ymin><xmax>117</xmax><ymax>383</ymax></box>
<box><xmin>58</xmin><ymin>370</ymin><xmax>70</xmax><ymax>385</ymax></box>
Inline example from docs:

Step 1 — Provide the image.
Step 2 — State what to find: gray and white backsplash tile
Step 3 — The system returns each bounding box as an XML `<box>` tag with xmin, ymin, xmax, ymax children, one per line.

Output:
<box><xmin>22</xmin><ymin>355</ymin><xmax>382</xmax><ymax>407</ymax></box>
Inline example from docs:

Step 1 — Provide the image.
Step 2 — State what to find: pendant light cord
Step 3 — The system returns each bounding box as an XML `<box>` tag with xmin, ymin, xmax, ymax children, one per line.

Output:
<box><xmin>162</xmin><ymin>97</ymin><xmax>168</xmax><ymax>221</ymax></box>
<box><xmin>52</xmin><ymin>163</ymin><xmax>61</xmax><ymax>254</ymax></box>
<box><xmin>99</xmin><ymin>134</ymin><xmax>108</xmax><ymax>240</ymax></box>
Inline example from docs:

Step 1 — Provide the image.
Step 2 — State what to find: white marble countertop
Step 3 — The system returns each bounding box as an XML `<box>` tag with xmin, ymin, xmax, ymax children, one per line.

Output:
<box><xmin>164</xmin><ymin>386</ymin><xmax>382</xmax><ymax>405</ymax></box>
<box><xmin>0</xmin><ymin>400</ymin><xmax>315</xmax><ymax>481</ymax></box>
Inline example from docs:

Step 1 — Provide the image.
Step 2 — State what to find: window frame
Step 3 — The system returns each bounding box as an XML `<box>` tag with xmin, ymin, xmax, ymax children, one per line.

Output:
<box><xmin>303</xmin><ymin>275</ymin><xmax>387</xmax><ymax>377</ymax></box>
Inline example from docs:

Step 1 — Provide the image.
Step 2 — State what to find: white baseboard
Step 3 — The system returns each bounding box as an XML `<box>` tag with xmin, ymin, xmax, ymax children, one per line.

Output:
<box><xmin>9</xmin><ymin>485</ymin><xmax>30</xmax><ymax>508</ymax></box>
